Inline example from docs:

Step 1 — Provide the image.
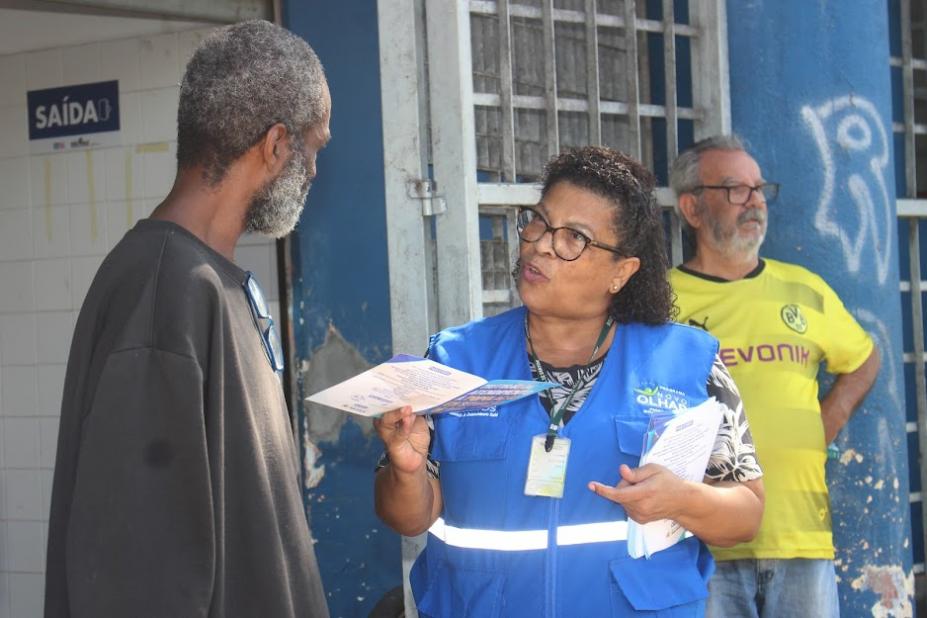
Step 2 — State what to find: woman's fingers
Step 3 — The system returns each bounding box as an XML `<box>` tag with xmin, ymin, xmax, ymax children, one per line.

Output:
<box><xmin>375</xmin><ymin>406</ymin><xmax>414</xmax><ymax>440</ymax></box>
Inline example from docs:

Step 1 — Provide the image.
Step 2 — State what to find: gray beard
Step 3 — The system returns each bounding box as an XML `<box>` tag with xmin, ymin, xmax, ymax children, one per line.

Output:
<box><xmin>708</xmin><ymin>209</ymin><xmax>766</xmax><ymax>259</ymax></box>
<box><xmin>244</xmin><ymin>147</ymin><xmax>310</xmax><ymax>238</ymax></box>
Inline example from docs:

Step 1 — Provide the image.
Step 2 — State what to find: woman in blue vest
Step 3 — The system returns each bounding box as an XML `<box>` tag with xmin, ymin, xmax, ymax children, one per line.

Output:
<box><xmin>374</xmin><ymin>147</ymin><xmax>765</xmax><ymax>617</ymax></box>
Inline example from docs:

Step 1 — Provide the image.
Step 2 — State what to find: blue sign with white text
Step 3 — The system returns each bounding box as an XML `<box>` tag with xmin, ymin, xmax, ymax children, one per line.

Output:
<box><xmin>27</xmin><ymin>80</ymin><xmax>119</xmax><ymax>141</ymax></box>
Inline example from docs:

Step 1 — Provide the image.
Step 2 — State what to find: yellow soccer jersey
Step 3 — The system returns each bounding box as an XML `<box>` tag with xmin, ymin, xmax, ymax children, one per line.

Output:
<box><xmin>669</xmin><ymin>258</ymin><xmax>873</xmax><ymax>560</ymax></box>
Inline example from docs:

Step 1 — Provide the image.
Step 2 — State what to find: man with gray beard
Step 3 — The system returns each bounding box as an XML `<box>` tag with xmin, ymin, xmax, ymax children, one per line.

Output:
<box><xmin>45</xmin><ymin>21</ymin><xmax>331</xmax><ymax>618</ymax></box>
<box><xmin>668</xmin><ymin>136</ymin><xmax>880</xmax><ymax>617</ymax></box>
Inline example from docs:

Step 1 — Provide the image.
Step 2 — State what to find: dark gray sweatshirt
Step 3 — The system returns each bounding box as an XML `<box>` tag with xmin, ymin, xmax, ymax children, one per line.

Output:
<box><xmin>44</xmin><ymin>219</ymin><xmax>329</xmax><ymax>618</ymax></box>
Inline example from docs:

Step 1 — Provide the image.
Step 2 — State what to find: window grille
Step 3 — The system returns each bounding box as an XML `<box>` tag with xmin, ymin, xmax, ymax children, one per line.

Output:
<box><xmin>468</xmin><ymin>0</ymin><xmax>728</xmax><ymax>314</ymax></box>
<box><xmin>894</xmin><ymin>0</ymin><xmax>927</xmax><ymax>583</ymax></box>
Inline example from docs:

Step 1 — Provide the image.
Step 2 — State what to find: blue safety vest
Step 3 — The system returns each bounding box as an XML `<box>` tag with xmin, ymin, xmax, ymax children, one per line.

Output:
<box><xmin>411</xmin><ymin>306</ymin><xmax>720</xmax><ymax>618</ymax></box>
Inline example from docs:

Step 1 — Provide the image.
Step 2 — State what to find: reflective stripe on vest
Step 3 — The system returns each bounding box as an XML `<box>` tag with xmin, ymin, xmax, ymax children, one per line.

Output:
<box><xmin>428</xmin><ymin>517</ymin><xmax>629</xmax><ymax>551</ymax></box>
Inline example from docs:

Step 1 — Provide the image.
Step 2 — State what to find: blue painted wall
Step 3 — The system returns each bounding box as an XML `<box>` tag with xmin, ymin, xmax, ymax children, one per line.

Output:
<box><xmin>727</xmin><ymin>1</ymin><xmax>914</xmax><ymax>614</ymax></box>
<box><xmin>283</xmin><ymin>3</ymin><xmax>399</xmax><ymax>617</ymax></box>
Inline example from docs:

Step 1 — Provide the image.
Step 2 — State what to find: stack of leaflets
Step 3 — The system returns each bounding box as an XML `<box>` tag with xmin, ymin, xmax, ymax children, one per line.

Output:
<box><xmin>306</xmin><ymin>354</ymin><xmax>556</xmax><ymax>417</ymax></box>
<box><xmin>626</xmin><ymin>397</ymin><xmax>724</xmax><ymax>559</ymax></box>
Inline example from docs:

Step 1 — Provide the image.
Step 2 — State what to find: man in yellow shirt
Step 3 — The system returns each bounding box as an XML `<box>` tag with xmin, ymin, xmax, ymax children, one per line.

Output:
<box><xmin>669</xmin><ymin>135</ymin><xmax>880</xmax><ymax>617</ymax></box>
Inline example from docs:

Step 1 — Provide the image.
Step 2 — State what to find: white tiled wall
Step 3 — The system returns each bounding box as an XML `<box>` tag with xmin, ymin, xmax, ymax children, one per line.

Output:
<box><xmin>0</xmin><ymin>27</ymin><xmax>282</xmax><ymax>618</ymax></box>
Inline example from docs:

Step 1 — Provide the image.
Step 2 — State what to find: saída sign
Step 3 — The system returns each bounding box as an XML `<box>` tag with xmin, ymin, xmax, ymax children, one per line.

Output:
<box><xmin>27</xmin><ymin>80</ymin><xmax>120</xmax><ymax>153</ymax></box>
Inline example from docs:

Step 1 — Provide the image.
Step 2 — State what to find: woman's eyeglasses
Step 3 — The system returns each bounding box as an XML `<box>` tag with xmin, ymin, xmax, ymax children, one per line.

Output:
<box><xmin>516</xmin><ymin>207</ymin><xmax>625</xmax><ymax>261</ymax></box>
<box><xmin>243</xmin><ymin>272</ymin><xmax>284</xmax><ymax>373</ymax></box>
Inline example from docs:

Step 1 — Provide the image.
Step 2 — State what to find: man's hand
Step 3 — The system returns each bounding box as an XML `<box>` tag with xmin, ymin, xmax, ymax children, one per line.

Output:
<box><xmin>587</xmin><ymin>463</ymin><xmax>686</xmax><ymax>524</ymax></box>
<box><xmin>820</xmin><ymin>346</ymin><xmax>880</xmax><ymax>444</ymax></box>
<box><xmin>373</xmin><ymin>406</ymin><xmax>431</xmax><ymax>475</ymax></box>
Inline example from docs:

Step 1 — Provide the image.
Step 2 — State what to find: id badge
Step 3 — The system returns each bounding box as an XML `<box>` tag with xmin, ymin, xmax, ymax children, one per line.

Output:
<box><xmin>524</xmin><ymin>434</ymin><xmax>571</xmax><ymax>498</ymax></box>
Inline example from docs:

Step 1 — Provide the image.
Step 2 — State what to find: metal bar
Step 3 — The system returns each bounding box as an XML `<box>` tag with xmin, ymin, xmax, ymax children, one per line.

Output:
<box><xmin>893</xmin><ymin>122</ymin><xmax>927</xmax><ymax>135</ymax></box>
<box><xmin>477</xmin><ymin>182</ymin><xmax>676</xmax><ymax>207</ymax></box>
<box><xmin>662</xmin><ymin>0</ymin><xmax>678</xmax><ymax>163</ymax></box>
<box><xmin>653</xmin><ymin>187</ymin><xmax>676</xmax><ymax>207</ymax></box>
<box><xmin>689</xmin><ymin>0</ymin><xmax>731</xmax><ymax>138</ymax></box>
<box><xmin>902</xmin><ymin>0</ymin><xmax>917</xmax><ymax>198</ymax></box>
<box><xmin>469</xmin><ymin>2</ymin><xmax>698</xmax><ymax>36</ymax></box>
<box><xmin>624</xmin><ymin>0</ymin><xmax>641</xmax><ymax>158</ymax></box>
<box><xmin>415</xmin><ymin>0</ymin><xmax>438</xmax><ymax>336</ymax></box>
<box><xmin>505</xmin><ymin>207</ymin><xmax>520</xmax><ymax>306</ymax></box>
<box><xmin>379</xmin><ymin>0</ymin><xmax>432</xmax><ymax>354</ymax></box>
<box><xmin>541</xmin><ymin>0</ymin><xmax>560</xmax><ymax>157</ymax></box>
<box><xmin>479</xmin><ymin>182</ymin><xmax>541</xmax><ymax>205</ymax></box>
<box><xmin>471</xmin><ymin>92</ymin><xmax>699</xmax><ymax>119</ymax></box>
<box><xmin>498</xmin><ymin>0</ymin><xmax>517</xmax><ymax>181</ymax></box>
<box><xmin>637</xmin><ymin>6</ymin><xmax>653</xmax><ymax>171</ymax></box>
<box><xmin>669</xmin><ymin>211</ymin><xmax>683</xmax><ymax>266</ymax></box>
<box><xmin>415</xmin><ymin>0</ymin><xmax>433</xmax><ymax>172</ymax></box>
<box><xmin>482</xmin><ymin>289</ymin><xmax>511</xmax><ymax>303</ymax></box>
<box><xmin>378</xmin><ymin>2</ymin><xmax>433</xmax><ymax>610</ymax></box>
<box><xmin>898</xmin><ymin>198</ymin><xmax>927</xmax><ymax>217</ymax></box>
<box><xmin>891</xmin><ymin>56</ymin><xmax>927</xmax><ymax>71</ymax></box>
<box><xmin>428</xmin><ymin>0</ymin><xmax>484</xmax><ymax>328</ymax></box>
<box><xmin>908</xmin><ymin>218</ymin><xmax>927</xmax><ymax>575</ymax></box>
<box><xmin>585</xmin><ymin>0</ymin><xmax>602</xmax><ymax>144</ymax></box>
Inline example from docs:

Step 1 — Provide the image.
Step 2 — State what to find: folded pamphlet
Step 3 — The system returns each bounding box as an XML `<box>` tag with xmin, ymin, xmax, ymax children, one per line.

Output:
<box><xmin>306</xmin><ymin>354</ymin><xmax>556</xmax><ymax>417</ymax></box>
<box><xmin>626</xmin><ymin>397</ymin><xmax>724</xmax><ymax>559</ymax></box>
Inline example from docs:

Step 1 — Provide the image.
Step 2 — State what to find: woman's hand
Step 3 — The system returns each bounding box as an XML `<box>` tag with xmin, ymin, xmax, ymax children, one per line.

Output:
<box><xmin>588</xmin><ymin>463</ymin><xmax>685</xmax><ymax>523</ymax></box>
<box><xmin>373</xmin><ymin>406</ymin><xmax>442</xmax><ymax>536</ymax></box>
<box><xmin>373</xmin><ymin>406</ymin><xmax>431</xmax><ymax>475</ymax></box>
<box><xmin>588</xmin><ymin>464</ymin><xmax>765</xmax><ymax>546</ymax></box>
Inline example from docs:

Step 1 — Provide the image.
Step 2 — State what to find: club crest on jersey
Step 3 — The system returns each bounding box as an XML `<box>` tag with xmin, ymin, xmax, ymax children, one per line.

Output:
<box><xmin>780</xmin><ymin>304</ymin><xmax>808</xmax><ymax>334</ymax></box>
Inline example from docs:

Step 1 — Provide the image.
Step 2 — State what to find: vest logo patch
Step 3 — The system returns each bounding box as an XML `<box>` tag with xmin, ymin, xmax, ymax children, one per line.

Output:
<box><xmin>780</xmin><ymin>304</ymin><xmax>808</xmax><ymax>334</ymax></box>
<box><xmin>633</xmin><ymin>385</ymin><xmax>689</xmax><ymax>414</ymax></box>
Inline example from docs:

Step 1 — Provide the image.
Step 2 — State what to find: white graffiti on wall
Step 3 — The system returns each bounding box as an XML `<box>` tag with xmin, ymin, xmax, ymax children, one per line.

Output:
<box><xmin>801</xmin><ymin>96</ymin><xmax>893</xmax><ymax>286</ymax></box>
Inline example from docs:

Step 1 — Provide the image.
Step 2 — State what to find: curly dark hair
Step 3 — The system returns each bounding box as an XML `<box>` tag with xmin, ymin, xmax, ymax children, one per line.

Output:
<box><xmin>539</xmin><ymin>146</ymin><xmax>676</xmax><ymax>325</ymax></box>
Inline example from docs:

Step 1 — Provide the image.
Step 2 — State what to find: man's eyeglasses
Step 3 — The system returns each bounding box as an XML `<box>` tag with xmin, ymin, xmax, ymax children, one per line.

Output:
<box><xmin>243</xmin><ymin>272</ymin><xmax>284</xmax><ymax>373</ymax></box>
<box><xmin>516</xmin><ymin>207</ymin><xmax>625</xmax><ymax>262</ymax></box>
<box><xmin>693</xmin><ymin>183</ymin><xmax>780</xmax><ymax>205</ymax></box>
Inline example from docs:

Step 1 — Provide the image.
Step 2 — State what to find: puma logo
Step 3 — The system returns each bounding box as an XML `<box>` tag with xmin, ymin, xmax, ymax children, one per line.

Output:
<box><xmin>688</xmin><ymin>316</ymin><xmax>709</xmax><ymax>331</ymax></box>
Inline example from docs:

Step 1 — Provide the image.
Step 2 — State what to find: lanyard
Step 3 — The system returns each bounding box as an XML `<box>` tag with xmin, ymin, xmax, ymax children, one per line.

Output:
<box><xmin>525</xmin><ymin>314</ymin><xmax>615</xmax><ymax>452</ymax></box>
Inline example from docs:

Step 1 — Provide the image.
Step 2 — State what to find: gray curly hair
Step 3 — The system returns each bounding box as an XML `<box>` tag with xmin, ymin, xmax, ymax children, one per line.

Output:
<box><xmin>177</xmin><ymin>20</ymin><xmax>327</xmax><ymax>184</ymax></box>
<box><xmin>669</xmin><ymin>135</ymin><xmax>746</xmax><ymax>235</ymax></box>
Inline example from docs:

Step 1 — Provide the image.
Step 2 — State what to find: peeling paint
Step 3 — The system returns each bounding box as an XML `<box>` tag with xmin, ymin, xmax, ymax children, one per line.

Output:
<box><xmin>302</xmin><ymin>323</ymin><xmax>377</xmax><ymax>444</ymax></box>
<box><xmin>839</xmin><ymin>448</ymin><xmax>864</xmax><ymax>465</ymax></box>
<box><xmin>874</xmin><ymin>479</ymin><xmax>885</xmax><ymax>490</ymax></box>
<box><xmin>850</xmin><ymin>565</ymin><xmax>913</xmax><ymax>617</ymax></box>
<box><xmin>302</xmin><ymin>428</ymin><xmax>325</xmax><ymax>491</ymax></box>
